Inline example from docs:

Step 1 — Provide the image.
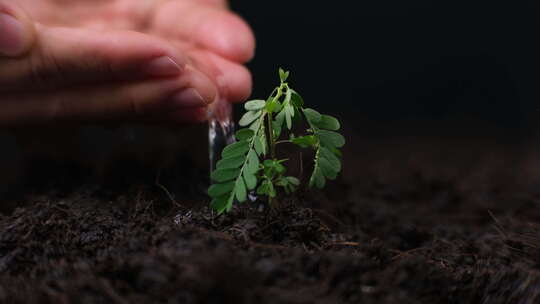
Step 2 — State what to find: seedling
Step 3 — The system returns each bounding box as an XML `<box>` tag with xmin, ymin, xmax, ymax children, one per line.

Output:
<box><xmin>208</xmin><ymin>69</ymin><xmax>345</xmax><ymax>214</ymax></box>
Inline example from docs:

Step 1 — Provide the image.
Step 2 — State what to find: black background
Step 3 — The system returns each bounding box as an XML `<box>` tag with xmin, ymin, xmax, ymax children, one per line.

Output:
<box><xmin>232</xmin><ymin>1</ymin><xmax>540</xmax><ymax>132</ymax></box>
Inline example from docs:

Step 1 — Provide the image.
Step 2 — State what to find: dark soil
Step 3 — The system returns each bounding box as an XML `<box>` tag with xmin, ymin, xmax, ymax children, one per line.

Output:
<box><xmin>2</xmin><ymin>122</ymin><xmax>540</xmax><ymax>303</ymax></box>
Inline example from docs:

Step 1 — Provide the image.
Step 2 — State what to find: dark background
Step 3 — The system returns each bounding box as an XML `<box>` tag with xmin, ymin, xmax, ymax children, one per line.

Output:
<box><xmin>232</xmin><ymin>1</ymin><xmax>540</xmax><ymax>133</ymax></box>
<box><xmin>2</xmin><ymin>0</ymin><xmax>540</xmax><ymax>195</ymax></box>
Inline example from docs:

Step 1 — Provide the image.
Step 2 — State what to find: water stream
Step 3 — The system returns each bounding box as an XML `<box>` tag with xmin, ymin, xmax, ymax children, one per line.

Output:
<box><xmin>208</xmin><ymin>98</ymin><xmax>259</xmax><ymax>204</ymax></box>
<box><xmin>208</xmin><ymin>98</ymin><xmax>235</xmax><ymax>172</ymax></box>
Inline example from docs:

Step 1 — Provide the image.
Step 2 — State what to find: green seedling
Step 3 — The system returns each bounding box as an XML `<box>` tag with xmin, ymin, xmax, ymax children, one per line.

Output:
<box><xmin>208</xmin><ymin>68</ymin><xmax>345</xmax><ymax>214</ymax></box>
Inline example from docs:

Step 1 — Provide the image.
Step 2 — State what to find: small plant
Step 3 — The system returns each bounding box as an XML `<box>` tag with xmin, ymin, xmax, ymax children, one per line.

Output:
<box><xmin>208</xmin><ymin>69</ymin><xmax>345</xmax><ymax>214</ymax></box>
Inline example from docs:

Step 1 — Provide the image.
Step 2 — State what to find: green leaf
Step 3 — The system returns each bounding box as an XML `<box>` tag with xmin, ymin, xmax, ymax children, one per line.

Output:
<box><xmin>303</xmin><ymin>108</ymin><xmax>322</xmax><ymax>124</ymax></box>
<box><xmin>211</xmin><ymin>195</ymin><xmax>230</xmax><ymax>214</ymax></box>
<box><xmin>208</xmin><ymin>181</ymin><xmax>235</xmax><ymax>198</ymax></box>
<box><xmin>279</xmin><ymin>68</ymin><xmax>289</xmax><ymax>82</ymax></box>
<box><xmin>286</xmin><ymin>176</ymin><xmax>300</xmax><ymax>186</ymax></box>
<box><xmin>276</xmin><ymin>178</ymin><xmax>288</xmax><ymax>187</ymax></box>
<box><xmin>275</xmin><ymin>110</ymin><xmax>286</xmax><ymax>126</ymax></box>
<box><xmin>291</xmin><ymin>90</ymin><xmax>304</xmax><ymax>107</ymax></box>
<box><xmin>314</xmin><ymin>115</ymin><xmax>340</xmax><ymax>131</ymax></box>
<box><xmin>263</xmin><ymin>159</ymin><xmax>274</xmax><ymax>167</ymax></box>
<box><xmin>266</xmin><ymin>100</ymin><xmax>277</xmax><ymax>113</ymax></box>
<box><xmin>254</xmin><ymin>135</ymin><xmax>263</xmax><ymax>155</ymax></box>
<box><xmin>287</xmin><ymin>102</ymin><xmax>295</xmax><ymax>117</ymax></box>
<box><xmin>243</xmin><ymin>170</ymin><xmax>257</xmax><ymax>190</ymax></box>
<box><xmin>235</xmin><ymin>178</ymin><xmax>247</xmax><ymax>202</ymax></box>
<box><xmin>318</xmin><ymin>130</ymin><xmax>345</xmax><ymax>148</ymax></box>
<box><xmin>275</xmin><ymin>111</ymin><xmax>286</xmax><ymax>136</ymax></box>
<box><xmin>285</xmin><ymin>105</ymin><xmax>293</xmax><ymax>130</ymax></box>
<box><xmin>284</xmin><ymin>88</ymin><xmax>292</xmax><ymax>106</ymax></box>
<box><xmin>268</xmin><ymin>182</ymin><xmax>277</xmax><ymax>198</ymax></box>
<box><xmin>291</xmin><ymin>135</ymin><xmax>317</xmax><ymax>148</ymax></box>
<box><xmin>244</xmin><ymin>99</ymin><xmax>266</xmax><ymax>111</ymax></box>
<box><xmin>239</xmin><ymin>110</ymin><xmax>262</xmax><ymax>127</ymax></box>
<box><xmin>260</xmin><ymin>134</ymin><xmax>267</xmax><ymax>155</ymax></box>
<box><xmin>235</xmin><ymin>128</ymin><xmax>255</xmax><ymax>141</ymax></box>
<box><xmin>275</xmin><ymin>163</ymin><xmax>286</xmax><ymax>174</ymax></box>
<box><xmin>211</xmin><ymin>168</ymin><xmax>240</xmax><ymax>182</ymax></box>
<box><xmin>246</xmin><ymin>150</ymin><xmax>260</xmax><ymax>174</ymax></box>
<box><xmin>319</xmin><ymin>157</ymin><xmax>338</xmax><ymax>180</ymax></box>
<box><xmin>221</xmin><ymin>141</ymin><xmax>249</xmax><ymax>158</ymax></box>
<box><xmin>310</xmin><ymin>167</ymin><xmax>326</xmax><ymax>189</ymax></box>
<box><xmin>216</xmin><ymin>156</ymin><xmax>244</xmax><ymax>169</ymax></box>
<box><xmin>249</xmin><ymin>118</ymin><xmax>262</xmax><ymax>132</ymax></box>
<box><xmin>273</xmin><ymin>121</ymin><xmax>282</xmax><ymax>138</ymax></box>
<box><xmin>320</xmin><ymin>146</ymin><xmax>342</xmax><ymax>172</ymax></box>
<box><xmin>254</xmin><ymin>134</ymin><xmax>266</xmax><ymax>155</ymax></box>
<box><xmin>226</xmin><ymin>197</ymin><xmax>234</xmax><ymax>212</ymax></box>
<box><xmin>293</xmin><ymin>107</ymin><xmax>303</xmax><ymax>123</ymax></box>
<box><xmin>257</xmin><ymin>181</ymin><xmax>269</xmax><ymax>196</ymax></box>
<box><xmin>258</xmin><ymin>179</ymin><xmax>276</xmax><ymax>197</ymax></box>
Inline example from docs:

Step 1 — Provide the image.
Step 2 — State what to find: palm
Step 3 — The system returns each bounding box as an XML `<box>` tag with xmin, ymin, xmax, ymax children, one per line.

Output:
<box><xmin>17</xmin><ymin>0</ymin><xmax>157</xmax><ymax>30</ymax></box>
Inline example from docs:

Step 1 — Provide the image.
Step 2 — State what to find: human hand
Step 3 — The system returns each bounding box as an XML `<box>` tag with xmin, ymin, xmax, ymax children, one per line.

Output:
<box><xmin>0</xmin><ymin>0</ymin><xmax>254</xmax><ymax>126</ymax></box>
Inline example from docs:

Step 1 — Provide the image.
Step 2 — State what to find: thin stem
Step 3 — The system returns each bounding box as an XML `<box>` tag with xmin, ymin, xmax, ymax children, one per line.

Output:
<box><xmin>264</xmin><ymin>81</ymin><xmax>288</xmax><ymax>208</ymax></box>
<box><xmin>266</xmin><ymin>111</ymin><xmax>276</xmax><ymax>159</ymax></box>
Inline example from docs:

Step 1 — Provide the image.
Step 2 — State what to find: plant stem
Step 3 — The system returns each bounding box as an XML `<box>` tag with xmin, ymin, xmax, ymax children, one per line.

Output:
<box><xmin>265</xmin><ymin>109</ymin><xmax>275</xmax><ymax>207</ymax></box>
<box><xmin>267</xmin><ymin>113</ymin><xmax>276</xmax><ymax>159</ymax></box>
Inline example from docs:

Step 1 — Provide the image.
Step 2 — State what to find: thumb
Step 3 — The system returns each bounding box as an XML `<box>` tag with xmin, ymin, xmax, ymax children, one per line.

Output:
<box><xmin>0</xmin><ymin>2</ymin><xmax>35</xmax><ymax>57</ymax></box>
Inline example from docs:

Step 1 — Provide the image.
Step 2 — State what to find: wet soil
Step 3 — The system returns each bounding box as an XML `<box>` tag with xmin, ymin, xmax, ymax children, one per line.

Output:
<box><xmin>2</xmin><ymin>122</ymin><xmax>540</xmax><ymax>303</ymax></box>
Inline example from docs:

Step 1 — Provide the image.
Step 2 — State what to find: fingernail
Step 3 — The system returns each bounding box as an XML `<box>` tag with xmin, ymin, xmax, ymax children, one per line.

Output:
<box><xmin>170</xmin><ymin>88</ymin><xmax>207</xmax><ymax>108</ymax></box>
<box><xmin>0</xmin><ymin>12</ymin><xmax>25</xmax><ymax>56</ymax></box>
<box><xmin>143</xmin><ymin>56</ymin><xmax>181</xmax><ymax>77</ymax></box>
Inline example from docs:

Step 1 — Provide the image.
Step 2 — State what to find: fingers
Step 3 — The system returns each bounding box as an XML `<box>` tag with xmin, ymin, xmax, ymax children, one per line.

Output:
<box><xmin>188</xmin><ymin>48</ymin><xmax>252</xmax><ymax>102</ymax></box>
<box><xmin>152</xmin><ymin>1</ymin><xmax>255</xmax><ymax>63</ymax></box>
<box><xmin>0</xmin><ymin>66</ymin><xmax>216</xmax><ymax>126</ymax></box>
<box><xmin>188</xmin><ymin>0</ymin><xmax>229</xmax><ymax>9</ymax></box>
<box><xmin>0</xmin><ymin>1</ymin><xmax>35</xmax><ymax>56</ymax></box>
<box><xmin>0</xmin><ymin>24</ymin><xmax>193</xmax><ymax>91</ymax></box>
